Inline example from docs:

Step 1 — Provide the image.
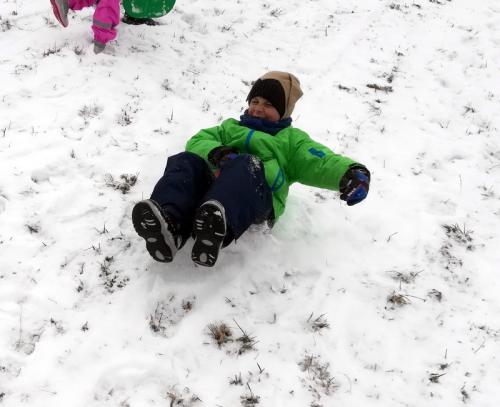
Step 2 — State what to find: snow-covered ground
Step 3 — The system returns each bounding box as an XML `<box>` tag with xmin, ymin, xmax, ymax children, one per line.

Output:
<box><xmin>1</xmin><ymin>0</ymin><xmax>500</xmax><ymax>405</ymax></box>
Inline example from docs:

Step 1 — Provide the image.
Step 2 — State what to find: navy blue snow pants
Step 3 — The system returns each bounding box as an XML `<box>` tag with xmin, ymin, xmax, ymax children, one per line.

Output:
<box><xmin>150</xmin><ymin>152</ymin><xmax>273</xmax><ymax>245</ymax></box>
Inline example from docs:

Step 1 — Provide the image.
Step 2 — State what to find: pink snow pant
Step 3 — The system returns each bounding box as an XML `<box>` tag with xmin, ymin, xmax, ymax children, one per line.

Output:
<box><xmin>69</xmin><ymin>0</ymin><xmax>120</xmax><ymax>45</ymax></box>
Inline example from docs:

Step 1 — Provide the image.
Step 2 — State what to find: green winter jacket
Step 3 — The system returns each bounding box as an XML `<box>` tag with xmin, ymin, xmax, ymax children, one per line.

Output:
<box><xmin>185</xmin><ymin>118</ymin><xmax>359</xmax><ymax>219</ymax></box>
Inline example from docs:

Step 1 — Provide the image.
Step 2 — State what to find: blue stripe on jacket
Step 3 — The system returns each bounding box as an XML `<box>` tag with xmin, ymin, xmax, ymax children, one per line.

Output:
<box><xmin>244</xmin><ymin>129</ymin><xmax>255</xmax><ymax>153</ymax></box>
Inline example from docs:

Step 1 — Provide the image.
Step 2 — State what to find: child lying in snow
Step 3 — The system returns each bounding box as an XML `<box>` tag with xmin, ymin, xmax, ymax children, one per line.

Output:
<box><xmin>132</xmin><ymin>71</ymin><xmax>371</xmax><ymax>267</ymax></box>
<box><xmin>50</xmin><ymin>0</ymin><xmax>119</xmax><ymax>54</ymax></box>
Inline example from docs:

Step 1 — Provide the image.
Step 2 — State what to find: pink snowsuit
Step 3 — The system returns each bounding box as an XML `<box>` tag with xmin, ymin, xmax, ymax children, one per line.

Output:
<box><xmin>69</xmin><ymin>0</ymin><xmax>120</xmax><ymax>46</ymax></box>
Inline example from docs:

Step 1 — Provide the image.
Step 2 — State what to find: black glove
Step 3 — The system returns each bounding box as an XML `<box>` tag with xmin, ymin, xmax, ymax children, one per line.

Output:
<box><xmin>208</xmin><ymin>146</ymin><xmax>239</xmax><ymax>168</ymax></box>
<box><xmin>339</xmin><ymin>166</ymin><xmax>370</xmax><ymax>206</ymax></box>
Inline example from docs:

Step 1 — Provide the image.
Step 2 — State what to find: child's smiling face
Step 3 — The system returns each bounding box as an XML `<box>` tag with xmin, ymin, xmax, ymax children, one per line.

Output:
<box><xmin>248</xmin><ymin>96</ymin><xmax>281</xmax><ymax>122</ymax></box>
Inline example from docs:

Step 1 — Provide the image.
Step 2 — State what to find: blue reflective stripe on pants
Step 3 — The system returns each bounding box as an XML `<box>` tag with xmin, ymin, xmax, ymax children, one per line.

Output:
<box><xmin>93</xmin><ymin>18</ymin><xmax>113</xmax><ymax>29</ymax></box>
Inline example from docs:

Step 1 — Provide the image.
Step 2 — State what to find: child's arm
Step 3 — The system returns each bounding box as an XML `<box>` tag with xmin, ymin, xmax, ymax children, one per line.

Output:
<box><xmin>185</xmin><ymin>124</ymin><xmax>227</xmax><ymax>161</ymax></box>
<box><xmin>288</xmin><ymin>130</ymin><xmax>366</xmax><ymax>192</ymax></box>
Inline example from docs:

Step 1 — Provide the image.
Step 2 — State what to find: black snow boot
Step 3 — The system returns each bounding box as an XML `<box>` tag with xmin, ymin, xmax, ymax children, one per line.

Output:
<box><xmin>132</xmin><ymin>199</ymin><xmax>181</xmax><ymax>262</ymax></box>
<box><xmin>121</xmin><ymin>13</ymin><xmax>160</xmax><ymax>26</ymax></box>
<box><xmin>191</xmin><ymin>200</ymin><xmax>227</xmax><ymax>267</ymax></box>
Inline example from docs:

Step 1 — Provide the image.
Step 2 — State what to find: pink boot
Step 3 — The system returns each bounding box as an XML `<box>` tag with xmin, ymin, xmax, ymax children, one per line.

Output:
<box><xmin>50</xmin><ymin>0</ymin><xmax>69</xmax><ymax>27</ymax></box>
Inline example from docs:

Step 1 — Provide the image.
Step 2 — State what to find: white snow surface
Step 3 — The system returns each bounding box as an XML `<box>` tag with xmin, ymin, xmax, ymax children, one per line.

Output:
<box><xmin>1</xmin><ymin>0</ymin><xmax>500</xmax><ymax>406</ymax></box>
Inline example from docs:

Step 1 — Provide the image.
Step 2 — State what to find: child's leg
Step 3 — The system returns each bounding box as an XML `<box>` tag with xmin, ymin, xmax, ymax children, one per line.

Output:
<box><xmin>91</xmin><ymin>0</ymin><xmax>120</xmax><ymax>46</ymax></box>
<box><xmin>151</xmin><ymin>152</ymin><xmax>213</xmax><ymax>243</ymax></box>
<box><xmin>203</xmin><ymin>154</ymin><xmax>273</xmax><ymax>241</ymax></box>
<box><xmin>191</xmin><ymin>154</ymin><xmax>272</xmax><ymax>266</ymax></box>
<box><xmin>68</xmin><ymin>0</ymin><xmax>97</xmax><ymax>11</ymax></box>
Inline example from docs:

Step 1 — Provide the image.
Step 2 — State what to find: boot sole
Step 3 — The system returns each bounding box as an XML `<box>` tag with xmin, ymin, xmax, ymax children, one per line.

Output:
<box><xmin>121</xmin><ymin>15</ymin><xmax>160</xmax><ymax>26</ymax></box>
<box><xmin>132</xmin><ymin>200</ymin><xmax>177</xmax><ymax>263</ymax></box>
<box><xmin>50</xmin><ymin>0</ymin><xmax>69</xmax><ymax>27</ymax></box>
<box><xmin>191</xmin><ymin>201</ymin><xmax>226</xmax><ymax>267</ymax></box>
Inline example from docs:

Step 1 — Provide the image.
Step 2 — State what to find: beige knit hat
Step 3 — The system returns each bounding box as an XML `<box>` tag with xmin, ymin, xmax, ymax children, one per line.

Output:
<box><xmin>246</xmin><ymin>71</ymin><xmax>303</xmax><ymax>119</ymax></box>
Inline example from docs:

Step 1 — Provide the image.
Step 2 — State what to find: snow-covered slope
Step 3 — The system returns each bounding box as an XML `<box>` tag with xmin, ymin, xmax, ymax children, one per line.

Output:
<box><xmin>1</xmin><ymin>0</ymin><xmax>499</xmax><ymax>406</ymax></box>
